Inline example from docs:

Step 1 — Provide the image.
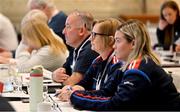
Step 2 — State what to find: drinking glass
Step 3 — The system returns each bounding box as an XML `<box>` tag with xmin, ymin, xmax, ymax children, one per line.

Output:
<box><xmin>155</xmin><ymin>46</ymin><xmax>164</xmax><ymax>57</ymax></box>
<box><xmin>43</xmin><ymin>85</ymin><xmax>48</xmax><ymax>101</ymax></box>
<box><xmin>0</xmin><ymin>64</ymin><xmax>12</xmax><ymax>92</ymax></box>
<box><xmin>173</xmin><ymin>52</ymin><xmax>180</xmax><ymax>64</ymax></box>
<box><xmin>12</xmin><ymin>75</ymin><xmax>23</xmax><ymax>93</ymax></box>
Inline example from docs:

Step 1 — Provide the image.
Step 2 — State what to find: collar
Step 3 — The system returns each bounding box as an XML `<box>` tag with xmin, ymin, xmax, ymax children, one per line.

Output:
<box><xmin>74</xmin><ymin>35</ymin><xmax>90</xmax><ymax>53</ymax></box>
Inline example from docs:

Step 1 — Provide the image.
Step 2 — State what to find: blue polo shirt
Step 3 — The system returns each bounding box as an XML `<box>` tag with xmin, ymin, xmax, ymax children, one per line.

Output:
<box><xmin>64</xmin><ymin>37</ymin><xmax>98</xmax><ymax>76</ymax></box>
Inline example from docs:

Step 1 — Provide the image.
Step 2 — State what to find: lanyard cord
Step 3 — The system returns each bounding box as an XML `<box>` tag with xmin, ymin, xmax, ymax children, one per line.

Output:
<box><xmin>71</xmin><ymin>38</ymin><xmax>90</xmax><ymax>70</ymax></box>
<box><xmin>96</xmin><ymin>52</ymin><xmax>115</xmax><ymax>90</ymax></box>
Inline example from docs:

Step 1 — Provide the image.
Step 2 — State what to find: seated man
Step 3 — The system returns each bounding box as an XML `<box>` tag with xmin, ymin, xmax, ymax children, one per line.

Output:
<box><xmin>52</xmin><ymin>11</ymin><xmax>98</xmax><ymax>86</ymax></box>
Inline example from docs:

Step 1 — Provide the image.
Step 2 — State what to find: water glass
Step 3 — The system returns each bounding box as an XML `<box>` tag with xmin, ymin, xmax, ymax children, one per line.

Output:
<box><xmin>8</xmin><ymin>63</ymin><xmax>24</xmax><ymax>93</ymax></box>
<box><xmin>43</xmin><ymin>85</ymin><xmax>48</xmax><ymax>101</ymax></box>
<box><xmin>12</xmin><ymin>75</ymin><xmax>23</xmax><ymax>93</ymax></box>
<box><xmin>155</xmin><ymin>46</ymin><xmax>164</xmax><ymax>56</ymax></box>
<box><xmin>0</xmin><ymin>64</ymin><xmax>12</xmax><ymax>92</ymax></box>
<box><xmin>8</xmin><ymin>63</ymin><xmax>18</xmax><ymax>77</ymax></box>
<box><xmin>173</xmin><ymin>52</ymin><xmax>180</xmax><ymax>63</ymax></box>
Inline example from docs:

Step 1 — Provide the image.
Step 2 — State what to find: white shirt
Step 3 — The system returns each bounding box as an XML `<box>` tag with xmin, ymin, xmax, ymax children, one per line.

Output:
<box><xmin>0</xmin><ymin>13</ymin><xmax>18</xmax><ymax>50</ymax></box>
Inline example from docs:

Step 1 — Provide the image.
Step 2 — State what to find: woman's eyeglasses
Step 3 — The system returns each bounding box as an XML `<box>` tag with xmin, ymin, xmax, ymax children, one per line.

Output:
<box><xmin>91</xmin><ymin>32</ymin><xmax>108</xmax><ymax>39</ymax></box>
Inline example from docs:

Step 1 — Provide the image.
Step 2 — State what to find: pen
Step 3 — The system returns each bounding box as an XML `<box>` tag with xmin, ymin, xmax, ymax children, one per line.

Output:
<box><xmin>54</xmin><ymin>92</ymin><xmax>60</xmax><ymax>97</ymax></box>
<box><xmin>164</xmin><ymin>58</ymin><xmax>179</xmax><ymax>63</ymax></box>
<box><xmin>49</xmin><ymin>95</ymin><xmax>62</xmax><ymax>112</ymax></box>
<box><xmin>54</xmin><ymin>86</ymin><xmax>73</xmax><ymax>97</ymax></box>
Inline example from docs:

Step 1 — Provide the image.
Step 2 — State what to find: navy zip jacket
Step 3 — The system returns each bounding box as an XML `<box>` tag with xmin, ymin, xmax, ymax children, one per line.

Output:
<box><xmin>70</xmin><ymin>57</ymin><xmax>180</xmax><ymax>111</ymax></box>
<box><xmin>77</xmin><ymin>52</ymin><xmax>119</xmax><ymax>90</ymax></box>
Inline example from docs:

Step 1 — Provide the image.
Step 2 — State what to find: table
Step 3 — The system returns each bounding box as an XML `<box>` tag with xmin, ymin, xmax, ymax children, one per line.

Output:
<box><xmin>9</xmin><ymin>94</ymin><xmax>89</xmax><ymax>112</ymax></box>
<box><xmin>163</xmin><ymin>67</ymin><xmax>180</xmax><ymax>92</ymax></box>
<box><xmin>2</xmin><ymin>69</ymin><xmax>87</xmax><ymax>112</ymax></box>
<box><xmin>158</xmin><ymin>51</ymin><xmax>180</xmax><ymax>67</ymax></box>
<box><xmin>9</xmin><ymin>101</ymin><xmax>85</xmax><ymax>112</ymax></box>
<box><xmin>20</xmin><ymin>71</ymin><xmax>63</xmax><ymax>93</ymax></box>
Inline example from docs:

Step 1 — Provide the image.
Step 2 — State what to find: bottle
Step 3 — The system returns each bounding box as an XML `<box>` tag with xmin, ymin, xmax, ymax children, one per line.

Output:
<box><xmin>0</xmin><ymin>64</ymin><xmax>12</xmax><ymax>93</ymax></box>
<box><xmin>29</xmin><ymin>66</ymin><xmax>43</xmax><ymax>112</ymax></box>
<box><xmin>0</xmin><ymin>81</ymin><xmax>4</xmax><ymax>95</ymax></box>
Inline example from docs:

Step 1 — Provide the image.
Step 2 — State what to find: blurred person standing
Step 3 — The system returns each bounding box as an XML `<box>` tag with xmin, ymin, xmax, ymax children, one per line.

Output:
<box><xmin>27</xmin><ymin>0</ymin><xmax>67</xmax><ymax>43</ymax></box>
<box><xmin>156</xmin><ymin>0</ymin><xmax>180</xmax><ymax>51</ymax></box>
<box><xmin>52</xmin><ymin>11</ymin><xmax>98</xmax><ymax>86</ymax></box>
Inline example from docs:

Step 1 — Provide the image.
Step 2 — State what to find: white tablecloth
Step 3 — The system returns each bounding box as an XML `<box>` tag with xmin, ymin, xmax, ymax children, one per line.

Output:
<box><xmin>163</xmin><ymin>67</ymin><xmax>180</xmax><ymax>92</ymax></box>
<box><xmin>8</xmin><ymin>93</ymin><xmax>89</xmax><ymax>112</ymax></box>
<box><xmin>9</xmin><ymin>99</ymin><xmax>89</xmax><ymax>112</ymax></box>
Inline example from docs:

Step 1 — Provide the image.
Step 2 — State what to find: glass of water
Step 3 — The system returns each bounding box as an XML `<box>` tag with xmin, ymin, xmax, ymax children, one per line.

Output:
<box><xmin>155</xmin><ymin>46</ymin><xmax>164</xmax><ymax>57</ymax></box>
<box><xmin>12</xmin><ymin>75</ymin><xmax>23</xmax><ymax>93</ymax></box>
<box><xmin>173</xmin><ymin>52</ymin><xmax>180</xmax><ymax>64</ymax></box>
<box><xmin>43</xmin><ymin>85</ymin><xmax>48</xmax><ymax>101</ymax></box>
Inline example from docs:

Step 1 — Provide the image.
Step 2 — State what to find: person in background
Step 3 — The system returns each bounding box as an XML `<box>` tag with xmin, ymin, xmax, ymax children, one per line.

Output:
<box><xmin>57</xmin><ymin>18</ymin><xmax>123</xmax><ymax>101</ymax></box>
<box><xmin>0</xmin><ymin>13</ymin><xmax>18</xmax><ymax>63</ymax></box>
<box><xmin>27</xmin><ymin>0</ymin><xmax>74</xmax><ymax>72</ymax></box>
<box><xmin>27</xmin><ymin>0</ymin><xmax>67</xmax><ymax>44</ymax></box>
<box><xmin>0</xmin><ymin>9</ymin><xmax>48</xmax><ymax>64</ymax></box>
<box><xmin>70</xmin><ymin>20</ymin><xmax>180</xmax><ymax>111</ymax></box>
<box><xmin>52</xmin><ymin>11</ymin><xmax>98</xmax><ymax>86</ymax></box>
<box><xmin>156</xmin><ymin>0</ymin><xmax>180</xmax><ymax>51</ymax></box>
<box><xmin>24</xmin><ymin>9</ymin><xmax>49</xmax><ymax>23</ymax></box>
<box><xmin>15</xmin><ymin>10</ymin><xmax>69</xmax><ymax>73</ymax></box>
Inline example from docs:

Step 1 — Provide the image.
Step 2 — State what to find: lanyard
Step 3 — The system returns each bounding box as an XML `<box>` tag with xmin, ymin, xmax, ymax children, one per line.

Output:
<box><xmin>96</xmin><ymin>52</ymin><xmax>115</xmax><ymax>90</ymax></box>
<box><xmin>71</xmin><ymin>38</ymin><xmax>90</xmax><ymax>71</ymax></box>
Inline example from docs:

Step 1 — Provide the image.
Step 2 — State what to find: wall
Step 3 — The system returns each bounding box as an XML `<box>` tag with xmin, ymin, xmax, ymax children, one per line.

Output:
<box><xmin>0</xmin><ymin>0</ymin><xmax>179</xmax><ymax>32</ymax></box>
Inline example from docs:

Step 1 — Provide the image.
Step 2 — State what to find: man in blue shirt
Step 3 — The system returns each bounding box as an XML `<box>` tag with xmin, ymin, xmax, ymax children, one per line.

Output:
<box><xmin>52</xmin><ymin>11</ymin><xmax>98</xmax><ymax>85</ymax></box>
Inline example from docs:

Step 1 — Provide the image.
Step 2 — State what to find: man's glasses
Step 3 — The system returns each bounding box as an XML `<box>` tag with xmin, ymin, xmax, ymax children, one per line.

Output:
<box><xmin>91</xmin><ymin>32</ymin><xmax>108</xmax><ymax>39</ymax></box>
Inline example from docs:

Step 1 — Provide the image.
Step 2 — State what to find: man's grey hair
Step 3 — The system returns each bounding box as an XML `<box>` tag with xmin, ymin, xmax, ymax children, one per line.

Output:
<box><xmin>70</xmin><ymin>10</ymin><xmax>94</xmax><ymax>31</ymax></box>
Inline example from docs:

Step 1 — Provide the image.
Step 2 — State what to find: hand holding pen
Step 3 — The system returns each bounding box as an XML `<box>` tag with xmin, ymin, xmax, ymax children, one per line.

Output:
<box><xmin>54</xmin><ymin>85</ymin><xmax>73</xmax><ymax>102</ymax></box>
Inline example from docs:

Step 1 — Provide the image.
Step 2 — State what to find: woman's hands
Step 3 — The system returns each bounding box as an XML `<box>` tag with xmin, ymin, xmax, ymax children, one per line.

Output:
<box><xmin>56</xmin><ymin>85</ymin><xmax>85</xmax><ymax>102</ymax></box>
